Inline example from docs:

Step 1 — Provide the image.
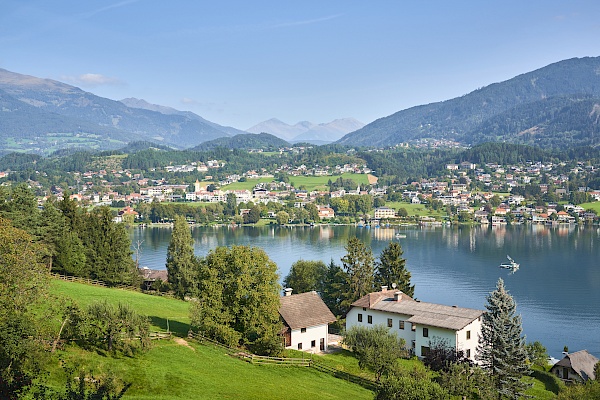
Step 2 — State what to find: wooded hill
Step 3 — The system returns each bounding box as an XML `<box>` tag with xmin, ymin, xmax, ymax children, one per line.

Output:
<box><xmin>338</xmin><ymin>57</ymin><xmax>600</xmax><ymax>149</ymax></box>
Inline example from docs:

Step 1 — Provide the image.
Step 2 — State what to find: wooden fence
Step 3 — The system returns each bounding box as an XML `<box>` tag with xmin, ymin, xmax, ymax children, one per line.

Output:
<box><xmin>51</xmin><ymin>273</ymin><xmax>139</xmax><ymax>291</ymax></box>
<box><xmin>187</xmin><ymin>330</ymin><xmax>378</xmax><ymax>390</ymax></box>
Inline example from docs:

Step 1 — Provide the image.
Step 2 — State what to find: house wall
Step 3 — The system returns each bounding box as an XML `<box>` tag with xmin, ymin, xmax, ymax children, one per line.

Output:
<box><xmin>288</xmin><ymin>323</ymin><xmax>329</xmax><ymax>352</ymax></box>
<box><xmin>346</xmin><ymin>306</ymin><xmax>481</xmax><ymax>361</ymax></box>
<box><xmin>346</xmin><ymin>307</ymin><xmax>414</xmax><ymax>351</ymax></box>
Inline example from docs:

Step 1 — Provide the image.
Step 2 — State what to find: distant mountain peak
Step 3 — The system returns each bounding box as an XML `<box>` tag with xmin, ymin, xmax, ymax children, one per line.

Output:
<box><xmin>247</xmin><ymin>117</ymin><xmax>364</xmax><ymax>143</ymax></box>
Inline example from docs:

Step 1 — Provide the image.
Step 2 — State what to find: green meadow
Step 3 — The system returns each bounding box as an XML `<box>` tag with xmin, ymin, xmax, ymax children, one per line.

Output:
<box><xmin>48</xmin><ymin>280</ymin><xmax>372</xmax><ymax>400</ymax></box>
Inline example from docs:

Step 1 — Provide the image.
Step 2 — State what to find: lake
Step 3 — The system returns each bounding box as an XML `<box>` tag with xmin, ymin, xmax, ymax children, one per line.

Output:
<box><xmin>129</xmin><ymin>224</ymin><xmax>600</xmax><ymax>358</ymax></box>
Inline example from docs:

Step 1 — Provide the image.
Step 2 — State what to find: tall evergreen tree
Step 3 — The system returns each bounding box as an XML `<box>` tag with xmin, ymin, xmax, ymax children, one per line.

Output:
<box><xmin>375</xmin><ymin>242</ymin><xmax>414</xmax><ymax>297</ymax></box>
<box><xmin>340</xmin><ymin>237</ymin><xmax>375</xmax><ymax>313</ymax></box>
<box><xmin>321</xmin><ymin>260</ymin><xmax>347</xmax><ymax>318</ymax></box>
<box><xmin>166</xmin><ymin>215</ymin><xmax>197</xmax><ymax>299</ymax></box>
<box><xmin>80</xmin><ymin>207</ymin><xmax>137</xmax><ymax>286</ymax></box>
<box><xmin>476</xmin><ymin>278</ymin><xmax>530</xmax><ymax>399</ymax></box>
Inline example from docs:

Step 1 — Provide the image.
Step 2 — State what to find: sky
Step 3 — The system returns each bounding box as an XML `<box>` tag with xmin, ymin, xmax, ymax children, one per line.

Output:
<box><xmin>2</xmin><ymin>1</ymin><xmax>600</xmax><ymax>130</ymax></box>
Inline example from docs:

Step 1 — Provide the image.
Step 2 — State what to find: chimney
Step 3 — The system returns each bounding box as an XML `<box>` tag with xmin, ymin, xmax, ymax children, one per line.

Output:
<box><xmin>394</xmin><ymin>291</ymin><xmax>403</xmax><ymax>302</ymax></box>
<box><xmin>381</xmin><ymin>285</ymin><xmax>388</xmax><ymax>292</ymax></box>
<box><xmin>284</xmin><ymin>288</ymin><xmax>293</xmax><ymax>297</ymax></box>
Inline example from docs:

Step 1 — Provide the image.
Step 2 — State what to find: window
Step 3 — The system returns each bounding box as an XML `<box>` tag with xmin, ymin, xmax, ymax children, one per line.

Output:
<box><xmin>466</xmin><ymin>349</ymin><xmax>471</xmax><ymax>358</ymax></box>
<box><xmin>363</xmin><ymin>307</ymin><xmax>366</xmax><ymax>311</ymax></box>
<box><xmin>358</xmin><ymin>313</ymin><xmax>363</xmax><ymax>322</ymax></box>
<box><xmin>399</xmin><ymin>321</ymin><xmax>405</xmax><ymax>330</ymax></box>
<box><xmin>423</xmin><ymin>328</ymin><xmax>429</xmax><ymax>337</ymax></box>
<box><xmin>466</xmin><ymin>330</ymin><xmax>471</xmax><ymax>340</ymax></box>
<box><xmin>421</xmin><ymin>346</ymin><xmax>430</xmax><ymax>357</ymax></box>
<box><xmin>367</xmin><ymin>315</ymin><xmax>373</xmax><ymax>324</ymax></box>
<box><xmin>387</xmin><ymin>318</ymin><xmax>393</xmax><ymax>327</ymax></box>
<box><xmin>298</xmin><ymin>343</ymin><xmax>302</xmax><ymax>350</ymax></box>
<box><xmin>411</xmin><ymin>323</ymin><xmax>416</xmax><ymax>332</ymax></box>
<box><xmin>311</xmin><ymin>340</ymin><xmax>316</xmax><ymax>348</ymax></box>
<box><xmin>301</xmin><ymin>327</ymin><xmax>306</xmax><ymax>333</ymax></box>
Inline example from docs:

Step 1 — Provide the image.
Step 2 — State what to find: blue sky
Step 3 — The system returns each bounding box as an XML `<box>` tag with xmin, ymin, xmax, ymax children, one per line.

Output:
<box><xmin>2</xmin><ymin>1</ymin><xmax>600</xmax><ymax>130</ymax></box>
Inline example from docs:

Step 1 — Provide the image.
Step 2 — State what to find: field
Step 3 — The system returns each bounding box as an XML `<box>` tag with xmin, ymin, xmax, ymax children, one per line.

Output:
<box><xmin>579</xmin><ymin>201</ymin><xmax>600</xmax><ymax>213</ymax></box>
<box><xmin>48</xmin><ymin>280</ymin><xmax>372</xmax><ymax>400</ymax></box>
<box><xmin>48</xmin><ymin>279</ymin><xmax>559</xmax><ymax>399</ymax></box>
<box><xmin>220</xmin><ymin>173</ymin><xmax>372</xmax><ymax>192</ymax></box>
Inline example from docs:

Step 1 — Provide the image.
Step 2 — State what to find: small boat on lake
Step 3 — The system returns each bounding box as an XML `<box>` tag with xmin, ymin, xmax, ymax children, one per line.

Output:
<box><xmin>499</xmin><ymin>255</ymin><xmax>519</xmax><ymax>272</ymax></box>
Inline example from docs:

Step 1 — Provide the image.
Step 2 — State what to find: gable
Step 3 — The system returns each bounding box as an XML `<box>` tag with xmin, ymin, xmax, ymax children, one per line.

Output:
<box><xmin>279</xmin><ymin>291</ymin><xmax>336</xmax><ymax>330</ymax></box>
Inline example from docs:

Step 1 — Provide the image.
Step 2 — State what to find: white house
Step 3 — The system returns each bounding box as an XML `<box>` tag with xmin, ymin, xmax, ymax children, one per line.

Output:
<box><xmin>346</xmin><ymin>288</ymin><xmax>483</xmax><ymax>362</ymax></box>
<box><xmin>279</xmin><ymin>289</ymin><xmax>336</xmax><ymax>353</ymax></box>
<box><xmin>550</xmin><ymin>350</ymin><xmax>599</xmax><ymax>383</ymax></box>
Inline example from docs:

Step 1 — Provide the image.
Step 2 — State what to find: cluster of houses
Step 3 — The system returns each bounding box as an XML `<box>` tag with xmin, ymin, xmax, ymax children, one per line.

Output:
<box><xmin>279</xmin><ymin>286</ymin><xmax>599</xmax><ymax>384</ymax></box>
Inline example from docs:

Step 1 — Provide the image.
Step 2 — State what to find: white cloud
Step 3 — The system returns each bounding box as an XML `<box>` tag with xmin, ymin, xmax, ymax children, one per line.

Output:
<box><xmin>62</xmin><ymin>73</ymin><xmax>123</xmax><ymax>87</ymax></box>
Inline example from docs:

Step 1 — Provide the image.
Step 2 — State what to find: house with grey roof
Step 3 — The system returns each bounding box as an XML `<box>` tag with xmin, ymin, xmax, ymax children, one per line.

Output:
<box><xmin>346</xmin><ymin>287</ymin><xmax>483</xmax><ymax>362</ymax></box>
<box><xmin>279</xmin><ymin>289</ymin><xmax>337</xmax><ymax>353</ymax></box>
<box><xmin>550</xmin><ymin>350</ymin><xmax>599</xmax><ymax>383</ymax></box>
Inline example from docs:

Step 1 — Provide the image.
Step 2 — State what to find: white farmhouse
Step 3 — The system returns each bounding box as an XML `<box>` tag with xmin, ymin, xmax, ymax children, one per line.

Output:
<box><xmin>346</xmin><ymin>288</ymin><xmax>483</xmax><ymax>362</ymax></box>
<box><xmin>279</xmin><ymin>289</ymin><xmax>336</xmax><ymax>353</ymax></box>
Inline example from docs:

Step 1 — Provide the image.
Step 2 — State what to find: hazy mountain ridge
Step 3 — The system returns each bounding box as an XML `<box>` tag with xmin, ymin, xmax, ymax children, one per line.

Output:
<box><xmin>247</xmin><ymin>117</ymin><xmax>364</xmax><ymax>143</ymax></box>
<box><xmin>0</xmin><ymin>69</ymin><xmax>236</xmax><ymax>151</ymax></box>
<box><xmin>337</xmin><ymin>56</ymin><xmax>600</xmax><ymax>148</ymax></box>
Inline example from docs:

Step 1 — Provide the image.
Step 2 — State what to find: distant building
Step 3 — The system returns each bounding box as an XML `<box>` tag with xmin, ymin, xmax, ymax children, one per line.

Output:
<box><xmin>374</xmin><ymin>207</ymin><xmax>396</xmax><ymax>219</ymax></box>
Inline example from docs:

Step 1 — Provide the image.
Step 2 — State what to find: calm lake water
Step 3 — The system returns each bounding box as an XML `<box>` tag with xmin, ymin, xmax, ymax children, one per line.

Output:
<box><xmin>129</xmin><ymin>224</ymin><xmax>600</xmax><ymax>358</ymax></box>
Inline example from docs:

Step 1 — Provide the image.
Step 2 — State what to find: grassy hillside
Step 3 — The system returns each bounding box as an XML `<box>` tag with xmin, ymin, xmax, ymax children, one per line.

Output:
<box><xmin>49</xmin><ymin>279</ymin><xmax>372</xmax><ymax>400</ymax></box>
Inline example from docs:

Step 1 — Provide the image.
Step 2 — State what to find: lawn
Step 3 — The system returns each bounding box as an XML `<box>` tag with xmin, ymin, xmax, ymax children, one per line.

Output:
<box><xmin>219</xmin><ymin>173</ymin><xmax>371</xmax><ymax>192</ymax></box>
<box><xmin>384</xmin><ymin>201</ymin><xmax>447</xmax><ymax>218</ymax></box>
<box><xmin>578</xmin><ymin>201</ymin><xmax>600</xmax><ymax>213</ymax></box>
<box><xmin>48</xmin><ymin>279</ymin><xmax>372</xmax><ymax>400</ymax></box>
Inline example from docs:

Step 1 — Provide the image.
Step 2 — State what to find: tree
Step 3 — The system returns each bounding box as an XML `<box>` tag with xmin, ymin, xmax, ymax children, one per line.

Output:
<box><xmin>476</xmin><ymin>278</ymin><xmax>530</xmax><ymax>399</ymax></box>
<box><xmin>224</xmin><ymin>193</ymin><xmax>238</xmax><ymax>217</ymax></box>
<box><xmin>526</xmin><ymin>341</ymin><xmax>548</xmax><ymax>368</ymax></box>
<box><xmin>243</xmin><ymin>205</ymin><xmax>261</xmax><ymax>224</ymax></box>
<box><xmin>375</xmin><ymin>242</ymin><xmax>414</xmax><ymax>298</ymax></box>
<box><xmin>191</xmin><ymin>246</ymin><xmax>282</xmax><ymax>355</ymax></box>
<box><xmin>375</xmin><ymin>366</ymin><xmax>450</xmax><ymax>400</ymax></box>
<box><xmin>304</xmin><ymin>202</ymin><xmax>320</xmax><ymax>222</ymax></box>
<box><xmin>80</xmin><ymin>207</ymin><xmax>138</xmax><ymax>286</ymax></box>
<box><xmin>275</xmin><ymin>210</ymin><xmax>289</xmax><ymax>225</ymax></box>
<box><xmin>321</xmin><ymin>260</ymin><xmax>348</xmax><ymax>318</ymax></box>
<box><xmin>423</xmin><ymin>337</ymin><xmax>471</xmax><ymax>372</ymax></box>
<box><xmin>439</xmin><ymin>363</ymin><xmax>495</xmax><ymax>400</ymax></box>
<box><xmin>344</xmin><ymin>325</ymin><xmax>406</xmax><ymax>381</ymax></box>
<box><xmin>340</xmin><ymin>237</ymin><xmax>375</xmax><ymax>313</ymax></box>
<box><xmin>0</xmin><ymin>218</ymin><xmax>50</xmax><ymax>398</ymax></box>
<box><xmin>83</xmin><ymin>301</ymin><xmax>150</xmax><ymax>355</ymax></box>
<box><xmin>166</xmin><ymin>215</ymin><xmax>197</xmax><ymax>299</ymax></box>
<box><xmin>283</xmin><ymin>260</ymin><xmax>327</xmax><ymax>294</ymax></box>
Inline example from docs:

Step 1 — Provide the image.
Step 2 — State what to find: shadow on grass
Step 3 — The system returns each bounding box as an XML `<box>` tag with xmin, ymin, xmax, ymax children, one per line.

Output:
<box><xmin>149</xmin><ymin>316</ymin><xmax>190</xmax><ymax>337</ymax></box>
<box><xmin>531</xmin><ymin>369</ymin><xmax>563</xmax><ymax>394</ymax></box>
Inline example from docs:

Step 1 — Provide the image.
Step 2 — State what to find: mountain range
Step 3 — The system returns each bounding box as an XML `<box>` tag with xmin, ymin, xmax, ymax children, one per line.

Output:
<box><xmin>2</xmin><ymin>56</ymin><xmax>600</xmax><ymax>155</ymax></box>
<box><xmin>0</xmin><ymin>69</ymin><xmax>240</xmax><ymax>154</ymax></box>
<box><xmin>247</xmin><ymin>118</ymin><xmax>365</xmax><ymax>143</ymax></box>
<box><xmin>337</xmin><ymin>56</ymin><xmax>600</xmax><ymax>148</ymax></box>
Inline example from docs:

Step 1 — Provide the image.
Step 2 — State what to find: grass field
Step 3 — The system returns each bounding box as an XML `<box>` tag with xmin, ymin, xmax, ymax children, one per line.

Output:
<box><xmin>384</xmin><ymin>201</ymin><xmax>447</xmax><ymax>218</ymax></box>
<box><xmin>579</xmin><ymin>201</ymin><xmax>600</xmax><ymax>213</ymax></box>
<box><xmin>220</xmin><ymin>173</ymin><xmax>372</xmax><ymax>192</ymax></box>
<box><xmin>49</xmin><ymin>280</ymin><xmax>372</xmax><ymax>399</ymax></box>
<box><xmin>48</xmin><ymin>279</ymin><xmax>559</xmax><ymax>399</ymax></box>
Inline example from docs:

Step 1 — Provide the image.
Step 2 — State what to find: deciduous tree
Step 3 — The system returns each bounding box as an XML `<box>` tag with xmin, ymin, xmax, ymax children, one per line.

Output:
<box><xmin>283</xmin><ymin>260</ymin><xmax>327</xmax><ymax>294</ymax></box>
<box><xmin>344</xmin><ymin>325</ymin><xmax>406</xmax><ymax>381</ymax></box>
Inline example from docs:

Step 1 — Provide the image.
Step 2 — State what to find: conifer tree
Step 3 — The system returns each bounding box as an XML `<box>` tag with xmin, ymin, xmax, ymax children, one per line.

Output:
<box><xmin>340</xmin><ymin>237</ymin><xmax>375</xmax><ymax>313</ymax></box>
<box><xmin>375</xmin><ymin>241</ymin><xmax>414</xmax><ymax>297</ymax></box>
<box><xmin>477</xmin><ymin>278</ymin><xmax>530</xmax><ymax>399</ymax></box>
<box><xmin>166</xmin><ymin>215</ymin><xmax>197</xmax><ymax>299</ymax></box>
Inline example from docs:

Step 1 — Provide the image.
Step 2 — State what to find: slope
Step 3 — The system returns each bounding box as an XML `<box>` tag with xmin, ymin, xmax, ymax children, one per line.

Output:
<box><xmin>337</xmin><ymin>56</ymin><xmax>600</xmax><ymax>147</ymax></box>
